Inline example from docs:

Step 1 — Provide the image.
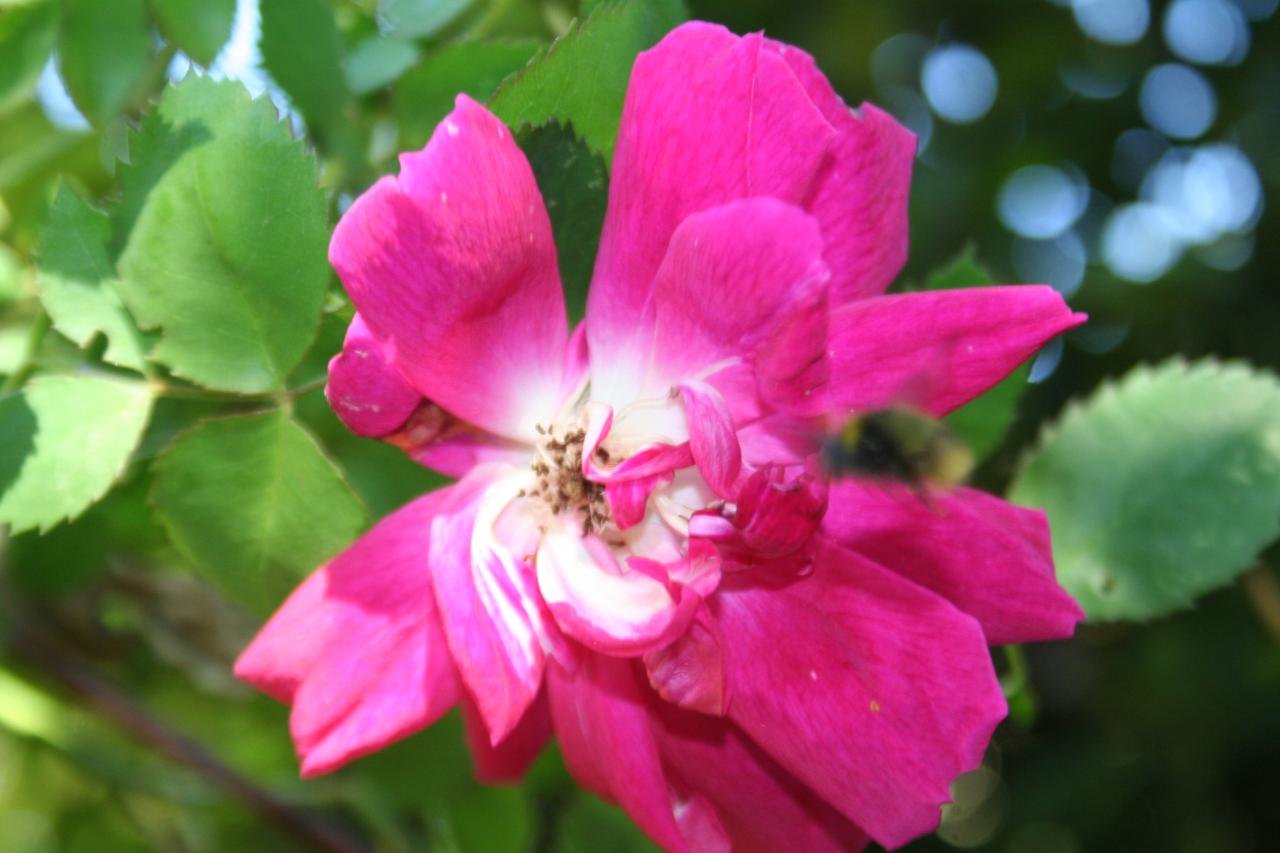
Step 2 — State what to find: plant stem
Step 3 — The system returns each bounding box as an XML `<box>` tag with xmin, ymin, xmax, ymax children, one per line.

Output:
<box><xmin>1</xmin><ymin>601</ymin><xmax>368</xmax><ymax>853</ymax></box>
<box><xmin>1242</xmin><ymin>563</ymin><xmax>1280</xmax><ymax>642</ymax></box>
<box><xmin>0</xmin><ymin>312</ymin><xmax>49</xmax><ymax>395</ymax></box>
<box><xmin>999</xmin><ymin>644</ymin><xmax>1029</xmax><ymax>697</ymax></box>
<box><xmin>147</xmin><ymin>376</ymin><xmax>326</xmax><ymax>404</ymax></box>
<box><xmin>285</xmin><ymin>376</ymin><xmax>327</xmax><ymax>400</ymax></box>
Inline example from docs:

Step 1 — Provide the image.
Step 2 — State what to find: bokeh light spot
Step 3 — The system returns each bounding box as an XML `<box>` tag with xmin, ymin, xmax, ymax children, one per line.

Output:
<box><xmin>35</xmin><ymin>58</ymin><xmax>91</xmax><ymax>133</ymax></box>
<box><xmin>870</xmin><ymin>33</ymin><xmax>932</xmax><ymax>93</ymax></box>
<box><xmin>1012</xmin><ymin>233</ymin><xmax>1088</xmax><ymax>298</ymax></box>
<box><xmin>1163</xmin><ymin>0</ymin><xmax>1250</xmax><ymax>65</ymax></box>
<box><xmin>921</xmin><ymin>45</ymin><xmax>998</xmax><ymax>124</ymax></box>
<box><xmin>998</xmin><ymin>165</ymin><xmax>1090</xmax><ymax>239</ymax></box>
<box><xmin>1143</xmin><ymin>144</ymin><xmax>1263</xmax><ymax>241</ymax></box>
<box><xmin>1102</xmin><ymin>203</ymin><xmax>1184</xmax><ymax>282</ymax></box>
<box><xmin>879</xmin><ymin>85</ymin><xmax>934</xmax><ymax>154</ymax></box>
<box><xmin>1139</xmin><ymin>64</ymin><xmax>1216</xmax><ymax>139</ymax></box>
<box><xmin>1029</xmin><ymin>336</ymin><xmax>1066</xmax><ymax>383</ymax></box>
<box><xmin>1072</xmin><ymin>0</ymin><xmax>1151</xmax><ymax>45</ymax></box>
<box><xmin>1233</xmin><ymin>0</ymin><xmax>1279</xmax><ymax>21</ymax></box>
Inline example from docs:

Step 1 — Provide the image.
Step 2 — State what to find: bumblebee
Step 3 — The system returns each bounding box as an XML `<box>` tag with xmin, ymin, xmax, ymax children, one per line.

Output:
<box><xmin>821</xmin><ymin>406</ymin><xmax>974</xmax><ymax>489</ymax></box>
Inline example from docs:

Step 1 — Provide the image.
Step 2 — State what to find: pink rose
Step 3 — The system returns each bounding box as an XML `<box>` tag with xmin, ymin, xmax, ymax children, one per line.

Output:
<box><xmin>237</xmin><ymin>21</ymin><xmax>1085</xmax><ymax>851</ymax></box>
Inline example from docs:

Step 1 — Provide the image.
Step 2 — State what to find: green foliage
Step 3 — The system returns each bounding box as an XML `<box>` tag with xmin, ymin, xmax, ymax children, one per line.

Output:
<box><xmin>489</xmin><ymin>0</ymin><xmax>688</xmax><ymax>160</ymax></box>
<box><xmin>0</xmin><ymin>375</ymin><xmax>153</xmax><ymax>534</ymax></box>
<box><xmin>553</xmin><ymin>793</ymin><xmax>662</xmax><ymax>853</ymax></box>
<box><xmin>378</xmin><ymin>0</ymin><xmax>474</xmax><ymax>39</ymax></box>
<box><xmin>946</xmin><ymin>363</ymin><xmax>1030</xmax><ymax>462</ymax></box>
<box><xmin>517</xmin><ymin>122</ymin><xmax>607</xmax><ymax>322</ymax></box>
<box><xmin>917</xmin><ymin>248</ymin><xmax>1033</xmax><ymax>460</ymax></box>
<box><xmin>259</xmin><ymin>0</ymin><xmax>353</xmax><ymax>149</ymax></box>
<box><xmin>1010</xmin><ymin>359</ymin><xmax>1280</xmax><ymax>621</ymax></box>
<box><xmin>115</xmin><ymin>77</ymin><xmax>330</xmax><ymax>393</ymax></box>
<box><xmin>345</xmin><ymin>36</ymin><xmax>421</xmax><ymax>96</ymax></box>
<box><xmin>57</xmin><ymin>0</ymin><xmax>152</xmax><ymax>124</ymax></box>
<box><xmin>294</xmin><ymin>386</ymin><xmax>446</xmax><ymax>518</ymax></box>
<box><xmin>0</xmin><ymin>0</ymin><xmax>58</xmax><ymax>115</ymax></box>
<box><xmin>395</xmin><ymin>40</ymin><xmax>539</xmax><ymax>149</ymax></box>
<box><xmin>916</xmin><ymin>245</ymin><xmax>992</xmax><ymax>292</ymax></box>
<box><xmin>450</xmin><ymin>786</ymin><xmax>533</xmax><ymax>853</ymax></box>
<box><xmin>149</xmin><ymin>0</ymin><xmax>237</xmax><ymax>67</ymax></box>
<box><xmin>151</xmin><ymin>409</ymin><xmax>367</xmax><ymax>615</ymax></box>
<box><xmin>4</xmin><ymin>1</ymin><xmax>1280</xmax><ymax>850</ymax></box>
<box><xmin>37</xmin><ymin>183</ymin><xmax>146</xmax><ymax>371</ymax></box>
<box><xmin>0</xmin><ymin>244</ymin><xmax>24</xmax><ymax>305</ymax></box>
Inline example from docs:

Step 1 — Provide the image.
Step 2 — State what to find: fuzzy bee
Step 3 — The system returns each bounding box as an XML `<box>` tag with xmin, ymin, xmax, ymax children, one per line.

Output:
<box><xmin>820</xmin><ymin>406</ymin><xmax>975</xmax><ymax>490</ymax></box>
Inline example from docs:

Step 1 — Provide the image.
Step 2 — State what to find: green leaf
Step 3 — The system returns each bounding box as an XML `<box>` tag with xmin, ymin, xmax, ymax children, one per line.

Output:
<box><xmin>394</xmin><ymin>40</ymin><xmax>539</xmax><ymax>150</ymax></box>
<box><xmin>37</xmin><ymin>183</ymin><xmax>146</xmax><ymax>370</ymax></box>
<box><xmin>259</xmin><ymin>0</ymin><xmax>351</xmax><ymax>146</ymax></box>
<box><xmin>345</xmin><ymin>36</ymin><xmax>420</xmax><ymax>96</ymax></box>
<box><xmin>151</xmin><ymin>409</ymin><xmax>367</xmax><ymax>615</ymax></box>
<box><xmin>149</xmin><ymin>0</ymin><xmax>236</xmax><ymax>67</ymax></box>
<box><xmin>553</xmin><ymin>792</ymin><xmax>661</xmax><ymax>853</ymax></box>
<box><xmin>57</xmin><ymin>0</ymin><xmax>152</xmax><ymax>124</ymax></box>
<box><xmin>0</xmin><ymin>0</ymin><xmax>58</xmax><ymax>115</ymax></box>
<box><xmin>489</xmin><ymin>0</ymin><xmax>687</xmax><ymax>161</ymax></box>
<box><xmin>922</xmin><ymin>248</ymin><xmax>1031</xmax><ymax>460</ymax></box>
<box><xmin>918</xmin><ymin>245</ymin><xmax>992</xmax><ymax>292</ymax></box>
<box><xmin>517</xmin><ymin>122</ymin><xmax>606</xmax><ymax>323</ymax></box>
<box><xmin>945</xmin><ymin>361</ymin><xmax>1029</xmax><ymax>461</ymax></box>
<box><xmin>1008</xmin><ymin>358</ymin><xmax>1280</xmax><ymax>621</ymax></box>
<box><xmin>0</xmin><ymin>375</ymin><xmax>153</xmax><ymax>534</ymax></box>
<box><xmin>115</xmin><ymin>77</ymin><xmax>330</xmax><ymax>393</ymax></box>
<box><xmin>0</xmin><ymin>243</ymin><xmax>24</xmax><ymax>305</ymax></box>
<box><xmin>450</xmin><ymin>786</ymin><xmax>532</xmax><ymax>853</ymax></box>
<box><xmin>292</xmin><ymin>338</ymin><xmax>445</xmax><ymax>519</ymax></box>
<box><xmin>377</xmin><ymin>0</ymin><xmax>473</xmax><ymax>39</ymax></box>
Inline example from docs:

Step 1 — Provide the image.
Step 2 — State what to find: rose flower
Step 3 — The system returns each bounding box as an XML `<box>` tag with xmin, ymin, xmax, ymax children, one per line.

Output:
<box><xmin>236</xmin><ymin>21</ymin><xmax>1084</xmax><ymax>852</ymax></box>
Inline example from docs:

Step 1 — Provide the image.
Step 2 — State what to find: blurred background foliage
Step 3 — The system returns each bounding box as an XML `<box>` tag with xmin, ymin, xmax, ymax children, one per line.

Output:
<box><xmin>1</xmin><ymin>0</ymin><xmax>1278</xmax><ymax>850</ymax></box>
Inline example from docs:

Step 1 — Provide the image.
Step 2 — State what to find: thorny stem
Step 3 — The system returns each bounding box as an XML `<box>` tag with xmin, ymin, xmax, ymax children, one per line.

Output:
<box><xmin>999</xmin><ymin>644</ymin><xmax>1030</xmax><ymax>698</ymax></box>
<box><xmin>1241</xmin><ymin>562</ymin><xmax>1280</xmax><ymax>643</ymax></box>
<box><xmin>0</xmin><ymin>577</ymin><xmax>368</xmax><ymax>853</ymax></box>
<box><xmin>3</xmin><ymin>637</ymin><xmax>371</xmax><ymax>853</ymax></box>
<box><xmin>0</xmin><ymin>312</ymin><xmax>49</xmax><ymax>395</ymax></box>
<box><xmin>147</xmin><ymin>376</ymin><xmax>327</xmax><ymax>405</ymax></box>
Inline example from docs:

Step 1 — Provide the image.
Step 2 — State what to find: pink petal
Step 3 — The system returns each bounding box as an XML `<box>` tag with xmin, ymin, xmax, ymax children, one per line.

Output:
<box><xmin>824</xmin><ymin>482</ymin><xmax>1084</xmax><ymax>644</ymax></box>
<box><xmin>650</xmin><ymin>702</ymin><xmax>869</xmax><ymax>853</ymax></box>
<box><xmin>712</xmin><ymin>542</ymin><xmax>1007</xmax><ymax>848</ymax></box>
<box><xmin>643</xmin><ymin>606</ymin><xmax>728</xmax><ymax>716</ymax></box>
<box><xmin>578</xmin><ymin>399</ymin><xmax>696</xmax><ymax>487</ymax></box>
<box><xmin>731</xmin><ymin>466</ymin><xmax>828</xmax><ymax>559</ymax></box>
<box><xmin>827</xmin><ymin>286</ymin><xmax>1087</xmax><ymax>415</ymax></box>
<box><xmin>234</xmin><ymin>490</ymin><xmax>461</xmax><ymax>777</ymax></box>
<box><xmin>752</xmin><ymin>276</ymin><xmax>830</xmax><ymax>416</ymax></box>
<box><xmin>329</xmin><ymin>95</ymin><xmax>567</xmax><ymax>441</ymax></box>
<box><xmin>546</xmin><ymin>657</ymin><xmax>689</xmax><ymax>853</ymax></box>
<box><xmin>677</xmin><ymin>380</ymin><xmax>741</xmax><ymax>499</ymax></box>
<box><xmin>325</xmin><ymin>314</ymin><xmax>420</xmax><ymax>437</ymax></box>
<box><xmin>736</xmin><ymin>413</ymin><xmax>822</xmax><ymax>469</ymax></box>
<box><xmin>587</xmin><ymin>24</ymin><xmax>836</xmax><ymax>395</ymax></box>
<box><xmin>646</xmin><ymin>198</ymin><xmax>828</xmax><ymax>390</ymax></box>
<box><xmin>560</xmin><ymin>322</ymin><xmax>590</xmax><ymax>402</ymax></box>
<box><xmin>429</xmin><ymin>470</ymin><xmax>546</xmax><ymax>743</ymax></box>
<box><xmin>670</xmin><ymin>794</ymin><xmax>731</xmax><ymax>853</ymax></box>
<box><xmin>605</xmin><ymin>471</ymin><xmax>673</xmax><ymax>530</ymax></box>
<box><xmin>594</xmin><ymin>442</ymin><xmax>695</xmax><ymax>482</ymax></box>
<box><xmin>460</xmin><ymin>689</ymin><xmax>552</xmax><ymax>783</ymax></box>
<box><xmin>767</xmin><ymin>39</ymin><xmax>917</xmax><ymax>304</ymax></box>
<box><xmin>386</xmin><ymin>402</ymin><xmax>529</xmax><ymax>479</ymax></box>
<box><xmin>536</xmin><ymin>528</ymin><xmax>683</xmax><ymax>656</ymax></box>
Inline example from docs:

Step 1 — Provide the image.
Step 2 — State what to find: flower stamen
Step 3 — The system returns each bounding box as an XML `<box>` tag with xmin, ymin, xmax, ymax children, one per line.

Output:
<box><xmin>532</xmin><ymin>422</ymin><xmax>613</xmax><ymax>534</ymax></box>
